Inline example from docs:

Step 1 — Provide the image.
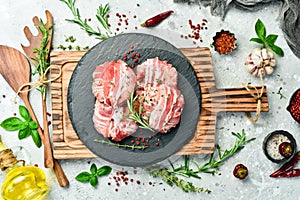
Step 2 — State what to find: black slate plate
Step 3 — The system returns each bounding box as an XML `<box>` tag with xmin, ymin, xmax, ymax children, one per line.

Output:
<box><xmin>68</xmin><ymin>33</ymin><xmax>201</xmax><ymax>167</ymax></box>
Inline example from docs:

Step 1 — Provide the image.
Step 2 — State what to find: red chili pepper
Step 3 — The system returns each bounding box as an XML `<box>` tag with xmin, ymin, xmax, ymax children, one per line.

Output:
<box><xmin>233</xmin><ymin>164</ymin><xmax>248</xmax><ymax>180</ymax></box>
<box><xmin>274</xmin><ymin>169</ymin><xmax>300</xmax><ymax>178</ymax></box>
<box><xmin>270</xmin><ymin>151</ymin><xmax>300</xmax><ymax>177</ymax></box>
<box><xmin>279</xmin><ymin>142</ymin><xmax>293</xmax><ymax>158</ymax></box>
<box><xmin>140</xmin><ymin>10</ymin><xmax>174</xmax><ymax>27</ymax></box>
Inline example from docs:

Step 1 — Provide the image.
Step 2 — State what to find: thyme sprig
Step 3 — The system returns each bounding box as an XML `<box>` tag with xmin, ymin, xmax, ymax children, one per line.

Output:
<box><xmin>31</xmin><ymin>19</ymin><xmax>53</xmax><ymax>99</ymax></box>
<box><xmin>94</xmin><ymin>139</ymin><xmax>148</xmax><ymax>150</ymax></box>
<box><xmin>150</xmin><ymin>129</ymin><xmax>255</xmax><ymax>192</ymax></box>
<box><xmin>127</xmin><ymin>92</ymin><xmax>154</xmax><ymax>132</ymax></box>
<box><xmin>60</xmin><ymin>0</ymin><xmax>111</xmax><ymax>40</ymax></box>
<box><xmin>150</xmin><ymin>168</ymin><xmax>211</xmax><ymax>193</ymax></box>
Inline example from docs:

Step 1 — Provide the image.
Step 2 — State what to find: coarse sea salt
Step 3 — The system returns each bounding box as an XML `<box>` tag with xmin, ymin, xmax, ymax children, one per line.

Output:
<box><xmin>266</xmin><ymin>134</ymin><xmax>290</xmax><ymax>160</ymax></box>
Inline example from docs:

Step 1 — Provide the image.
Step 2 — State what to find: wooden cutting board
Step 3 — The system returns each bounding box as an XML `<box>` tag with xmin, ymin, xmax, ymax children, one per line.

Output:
<box><xmin>50</xmin><ymin>48</ymin><xmax>268</xmax><ymax>159</ymax></box>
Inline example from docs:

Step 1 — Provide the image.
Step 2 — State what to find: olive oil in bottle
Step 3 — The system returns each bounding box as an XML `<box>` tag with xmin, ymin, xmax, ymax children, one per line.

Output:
<box><xmin>0</xmin><ymin>136</ymin><xmax>50</xmax><ymax>200</ymax></box>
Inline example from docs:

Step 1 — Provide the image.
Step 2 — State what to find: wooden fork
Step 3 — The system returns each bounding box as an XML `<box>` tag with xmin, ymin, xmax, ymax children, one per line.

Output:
<box><xmin>21</xmin><ymin>10</ymin><xmax>69</xmax><ymax>187</ymax></box>
<box><xmin>21</xmin><ymin>10</ymin><xmax>53</xmax><ymax>63</ymax></box>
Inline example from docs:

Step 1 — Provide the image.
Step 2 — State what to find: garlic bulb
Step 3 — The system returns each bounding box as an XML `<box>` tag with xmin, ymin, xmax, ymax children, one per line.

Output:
<box><xmin>244</xmin><ymin>48</ymin><xmax>276</xmax><ymax>77</ymax></box>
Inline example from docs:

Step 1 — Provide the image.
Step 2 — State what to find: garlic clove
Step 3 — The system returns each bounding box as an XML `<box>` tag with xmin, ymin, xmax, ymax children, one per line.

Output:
<box><xmin>261</xmin><ymin>48</ymin><xmax>268</xmax><ymax>59</ymax></box>
<box><xmin>265</xmin><ymin>66</ymin><xmax>274</xmax><ymax>75</ymax></box>
<box><xmin>245</xmin><ymin>63</ymin><xmax>256</xmax><ymax>73</ymax></box>
<box><xmin>270</xmin><ymin>58</ymin><xmax>276</xmax><ymax>67</ymax></box>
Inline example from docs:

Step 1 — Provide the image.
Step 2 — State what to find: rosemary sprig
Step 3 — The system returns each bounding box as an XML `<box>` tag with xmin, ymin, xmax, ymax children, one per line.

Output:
<box><xmin>31</xmin><ymin>19</ymin><xmax>53</xmax><ymax>99</ymax></box>
<box><xmin>94</xmin><ymin>139</ymin><xmax>148</xmax><ymax>150</ymax></box>
<box><xmin>127</xmin><ymin>92</ymin><xmax>154</xmax><ymax>132</ymax></box>
<box><xmin>150</xmin><ymin>129</ymin><xmax>255</xmax><ymax>192</ymax></box>
<box><xmin>96</xmin><ymin>4</ymin><xmax>111</xmax><ymax>32</ymax></box>
<box><xmin>198</xmin><ymin>129</ymin><xmax>256</xmax><ymax>175</ymax></box>
<box><xmin>60</xmin><ymin>0</ymin><xmax>111</xmax><ymax>40</ymax></box>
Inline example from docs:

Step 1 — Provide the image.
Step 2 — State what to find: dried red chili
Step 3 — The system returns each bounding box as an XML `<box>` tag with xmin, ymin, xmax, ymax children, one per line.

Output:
<box><xmin>287</xmin><ymin>88</ymin><xmax>300</xmax><ymax>123</ymax></box>
<box><xmin>274</xmin><ymin>169</ymin><xmax>300</xmax><ymax>178</ymax></box>
<box><xmin>140</xmin><ymin>10</ymin><xmax>174</xmax><ymax>27</ymax></box>
<box><xmin>212</xmin><ymin>30</ymin><xmax>236</xmax><ymax>54</ymax></box>
<box><xmin>270</xmin><ymin>151</ymin><xmax>300</xmax><ymax>178</ymax></box>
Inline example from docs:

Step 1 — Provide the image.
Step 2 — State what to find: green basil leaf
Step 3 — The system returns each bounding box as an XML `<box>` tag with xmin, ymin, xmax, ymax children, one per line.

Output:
<box><xmin>18</xmin><ymin>126</ymin><xmax>31</xmax><ymax>139</ymax></box>
<box><xmin>19</xmin><ymin>105</ymin><xmax>31</xmax><ymax>121</ymax></box>
<box><xmin>31</xmin><ymin>129</ymin><xmax>42</xmax><ymax>148</ymax></box>
<box><xmin>265</xmin><ymin>34</ymin><xmax>278</xmax><ymax>45</ymax></box>
<box><xmin>0</xmin><ymin>117</ymin><xmax>24</xmax><ymax>131</ymax></box>
<box><xmin>255</xmin><ymin>19</ymin><xmax>266</xmax><ymax>40</ymax></box>
<box><xmin>249</xmin><ymin>38</ymin><xmax>264</xmax><ymax>44</ymax></box>
<box><xmin>269</xmin><ymin>44</ymin><xmax>284</xmax><ymax>56</ymax></box>
<box><xmin>89</xmin><ymin>176</ymin><xmax>98</xmax><ymax>187</ymax></box>
<box><xmin>29</xmin><ymin>121</ymin><xmax>38</xmax><ymax>130</ymax></box>
<box><xmin>97</xmin><ymin>166</ymin><xmax>112</xmax><ymax>176</ymax></box>
<box><xmin>20</xmin><ymin>121</ymin><xmax>29</xmax><ymax>130</ymax></box>
<box><xmin>90</xmin><ymin>163</ymin><xmax>97</xmax><ymax>175</ymax></box>
<box><xmin>75</xmin><ymin>172</ymin><xmax>91</xmax><ymax>182</ymax></box>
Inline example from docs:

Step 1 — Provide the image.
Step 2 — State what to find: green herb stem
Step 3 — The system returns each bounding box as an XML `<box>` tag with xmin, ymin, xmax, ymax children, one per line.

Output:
<box><xmin>150</xmin><ymin>129</ymin><xmax>255</xmax><ymax>192</ymax></box>
<box><xmin>60</xmin><ymin>0</ymin><xmax>111</xmax><ymax>40</ymax></box>
<box><xmin>31</xmin><ymin>19</ymin><xmax>53</xmax><ymax>100</ymax></box>
<box><xmin>150</xmin><ymin>168</ymin><xmax>211</xmax><ymax>193</ymax></box>
<box><xmin>94</xmin><ymin>139</ymin><xmax>148</xmax><ymax>150</ymax></box>
<box><xmin>127</xmin><ymin>92</ymin><xmax>154</xmax><ymax>132</ymax></box>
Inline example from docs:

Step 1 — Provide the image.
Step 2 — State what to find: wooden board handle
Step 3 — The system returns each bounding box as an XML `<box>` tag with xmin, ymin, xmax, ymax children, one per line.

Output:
<box><xmin>201</xmin><ymin>86</ymin><xmax>268</xmax><ymax>113</ymax></box>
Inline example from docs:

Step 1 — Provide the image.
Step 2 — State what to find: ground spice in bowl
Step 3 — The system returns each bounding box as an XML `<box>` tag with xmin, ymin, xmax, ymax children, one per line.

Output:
<box><xmin>212</xmin><ymin>30</ymin><xmax>236</xmax><ymax>54</ymax></box>
<box><xmin>287</xmin><ymin>88</ymin><xmax>300</xmax><ymax>123</ymax></box>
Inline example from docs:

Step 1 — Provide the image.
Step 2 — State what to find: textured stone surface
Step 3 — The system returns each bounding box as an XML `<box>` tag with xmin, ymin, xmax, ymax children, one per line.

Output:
<box><xmin>0</xmin><ymin>0</ymin><xmax>299</xmax><ymax>199</ymax></box>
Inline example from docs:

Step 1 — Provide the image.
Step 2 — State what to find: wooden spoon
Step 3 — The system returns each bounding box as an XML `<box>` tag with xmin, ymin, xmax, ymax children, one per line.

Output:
<box><xmin>0</xmin><ymin>46</ymin><xmax>53</xmax><ymax>169</ymax></box>
<box><xmin>0</xmin><ymin>46</ymin><xmax>69</xmax><ymax>187</ymax></box>
<box><xmin>0</xmin><ymin>45</ymin><xmax>37</xmax><ymax>126</ymax></box>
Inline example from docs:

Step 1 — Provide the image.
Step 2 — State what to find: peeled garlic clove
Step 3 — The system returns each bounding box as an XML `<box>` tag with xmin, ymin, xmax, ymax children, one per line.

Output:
<box><xmin>245</xmin><ymin>63</ymin><xmax>256</xmax><ymax>73</ymax></box>
<box><xmin>270</xmin><ymin>58</ymin><xmax>276</xmax><ymax>67</ymax></box>
<box><xmin>266</xmin><ymin>49</ymin><xmax>274</xmax><ymax>58</ymax></box>
<box><xmin>261</xmin><ymin>48</ymin><xmax>268</xmax><ymax>59</ymax></box>
<box><xmin>265</xmin><ymin>66</ymin><xmax>274</xmax><ymax>75</ymax></box>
